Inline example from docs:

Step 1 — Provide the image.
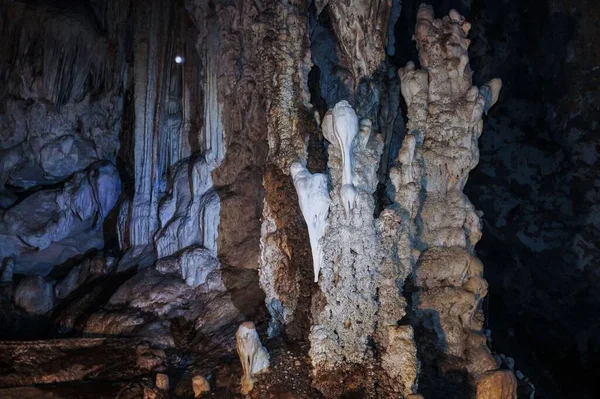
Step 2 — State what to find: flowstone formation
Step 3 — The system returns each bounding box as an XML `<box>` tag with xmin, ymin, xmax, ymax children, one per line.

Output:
<box><xmin>392</xmin><ymin>5</ymin><xmax>513</xmax><ymax>397</ymax></box>
<box><xmin>290</xmin><ymin>162</ymin><xmax>330</xmax><ymax>283</ymax></box>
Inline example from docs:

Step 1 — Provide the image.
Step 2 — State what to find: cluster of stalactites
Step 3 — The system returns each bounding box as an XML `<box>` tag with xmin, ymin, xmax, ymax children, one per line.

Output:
<box><xmin>0</xmin><ymin>0</ymin><xmax>130</xmax><ymax>106</ymax></box>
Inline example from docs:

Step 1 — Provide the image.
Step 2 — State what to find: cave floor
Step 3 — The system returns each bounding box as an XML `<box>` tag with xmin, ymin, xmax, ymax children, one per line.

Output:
<box><xmin>0</xmin><ymin>337</ymin><xmax>325</xmax><ymax>398</ymax></box>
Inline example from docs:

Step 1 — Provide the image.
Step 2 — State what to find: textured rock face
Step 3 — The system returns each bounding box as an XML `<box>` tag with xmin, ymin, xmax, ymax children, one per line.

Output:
<box><xmin>310</xmin><ymin>100</ymin><xmax>417</xmax><ymax>398</ymax></box>
<box><xmin>310</xmin><ymin>101</ymin><xmax>384</xmax><ymax>371</ymax></box>
<box><xmin>0</xmin><ymin>95</ymin><xmax>122</xmax><ymax>190</ymax></box>
<box><xmin>0</xmin><ymin>1</ymin><xmax>127</xmax><ymax>275</ymax></box>
<box><xmin>120</xmin><ymin>0</ymin><xmax>208</xmax><ymax>250</ymax></box>
<box><xmin>476</xmin><ymin>370</ymin><xmax>518</xmax><ymax>399</ymax></box>
<box><xmin>0</xmin><ymin>338</ymin><xmax>164</xmax><ymax>388</ymax></box>
<box><xmin>255</xmin><ymin>0</ymin><xmax>315</xmax><ymax>340</ymax></box>
<box><xmin>14</xmin><ymin>276</ymin><xmax>55</xmax><ymax>315</ymax></box>
<box><xmin>0</xmin><ymin>162</ymin><xmax>120</xmax><ymax>275</ymax></box>
<box><xmin>393</xmin><ymin>5</ymin><xmax>507</xmax><ymax>396</ymax></box>
<box><xmin>314</xmin><ymin>0</ymin><xmax>394</xmax><ymax>87</ymax></box>
<box><xmin>236</xmin><ymin>321</ymin><xmax>270</xmax><ymax>395</ymax></box>
<box><xmin>154</xmin><ymin>158</ymin><xmax>219</xmax><ymax>260</ymax></box>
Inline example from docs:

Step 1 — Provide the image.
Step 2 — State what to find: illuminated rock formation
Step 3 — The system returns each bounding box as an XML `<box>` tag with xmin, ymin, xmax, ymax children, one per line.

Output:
<box><xmin>392</xmin><ymin>5</ymin><xmax>507</xmax><ymax>394</ymax></box>
<box><xmin>290</xmin><ymin>162</ymin><xmax>330</xmax><ymax>282</ymax></box>
<box><xmin>236</xmin><ymin>321</ymin><xmax>270</xmax><ymax>395</ymax></box>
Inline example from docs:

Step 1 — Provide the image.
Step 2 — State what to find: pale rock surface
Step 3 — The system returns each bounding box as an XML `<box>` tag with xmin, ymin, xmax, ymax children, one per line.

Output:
<box><xmin>236</xmin><ymin>321</ymin><xmax>270</xmax><ymax>395</ymax></box>
<box><xmin>155</xmin><ymin>246</ymin><xmax>222</xmax><ymax>289</ymax></box>
<box><xmin>14</xmin><ymin>275</ymin><xmax>55</xmax><ymax>315</ymax></box>
<box><xmin>323</xmin><ymin>101</ymin><xmax>359</xmax><ymax>215</ymax></box>
<box><xmin>192</xmin><ymin>376</ymin><xmax>210</xmax><ymax>397</ymax></box>
<box><xmin>155</xmin><ymin>373</ymin><xmax>169</xmax><ymax>391</ymax></box>
<box><xmin>154</xmin><ymin>158</ymin><xmax>220</xmax><ymax>260</ymax></box>
<box><xmin>310</xmin><ymin>100</ymin><xmax>386</xmax><ymax>379</ymax></box>
<box><xmin>380</xmin><ymin>325</ymin><xmax>419</xmax><ymax>396</ymax></box>
<box><xmin>289</xmin><ymin>162</ymin><xmax>330</xmax><ymax>282</ymax></box>
<box><xmin>392</xmin><ymin>5</ymin><xmax>510</xmax><ymax>391</ymax></box>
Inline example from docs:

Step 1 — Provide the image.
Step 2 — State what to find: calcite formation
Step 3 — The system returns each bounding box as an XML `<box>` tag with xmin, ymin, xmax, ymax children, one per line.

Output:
<box><xmin>0</xmin><ymin>162</ymin><xmax>120</xmax><ymax>275</ymax></box>
<box><xmin>309</xmin><ymin>100</ymin><xmax>389</xmax><ymax>391</ymax></box>
<box><xmin>122</xmin><ymin>0</ymin><xmax>207</xmax><ymax>249</ymax></box>
<box><xmin>322</xmin><ymin>101</ymin><xmax>359</xmax><ymax>216</ymax></box>
<box><xmin>153</xmin><ymin>158</ymin><xmax>220</xmax><ymax>260</ymax></box>
<box><xmin>191</xmin><ymin>376</ymin><xmax>210</xmax><ymax>397</ymax></box>
<box><xmin>236</xmin><ymin>321</ymin><xmax>270</xmax><ymax>395</ymax></box>
<box><xmin>313</xmin><ymin>0</ymin><xmax>394</xmax><ymax>86</ymax></box>
<box><xmin>290</xmin><ymin>162</ymin><xmax>330</xmax><ymax>282</ymax></box>
<box><xmin>392</xmin><ymin>4</ymin><xmax>506</xmax><ymax>392</ymax></box>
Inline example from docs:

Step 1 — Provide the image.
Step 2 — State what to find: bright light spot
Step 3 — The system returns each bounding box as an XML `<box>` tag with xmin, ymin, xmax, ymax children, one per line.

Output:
<box><xmin>175</xmin><ymin>55</ymin><xmax>184</xmax><ymax>64</ymax></box>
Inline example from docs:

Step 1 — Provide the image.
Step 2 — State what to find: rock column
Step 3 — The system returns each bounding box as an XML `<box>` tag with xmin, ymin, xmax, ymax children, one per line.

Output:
<box><xmin>394</xmin><ymin>5</ymin><xmax>509</xmax><ymax>396</ymax></box>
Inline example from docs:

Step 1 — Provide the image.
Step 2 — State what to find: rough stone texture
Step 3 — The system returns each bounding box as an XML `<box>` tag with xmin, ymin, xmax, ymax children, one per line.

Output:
<box><xmin>0</xmin><ymin>96</ymin><xmax>122</xmax><ymax>190</ymax></box>
<box><xmin>0</xmin><ymin>338</ymin><xmax>163</xmax><ymax>388</ymax></box>
<box><xmin>155</xmin><ymin>246</ymin><xmax>222</xmax><ymax>289</ymax></box>
<box><xmin>0</xmin><ymin>162</ymin><xmax>120</xmax><ymax>275</ymax></box>
<box><xmin>0</xmin><ymin>0</ymin><xmax>128</xmax><ymax>275</ymax></box>
<box><xmin>121</xmin><ymin>0</ymin><xmax>207</xmax><ymax>249</ymax></box>
<box><xmin>55</xmin><ymin>253</ymin><xmax>117</xmax><ymax>300</ymax></box>
<box><xmin>253</xmin><ymin>0</ymin><xmax>315</xmax><ymax>340</ymax></box>
<box><xmin>185</xmin><ymin>0</ymin><xmax>270</xmax><ymax>275</ymax></box>
<box><xmin>392</xmin><ymin>5</ymin><xmax>507</xmax><ymax>397</ymax></box>
<box><xmin>476</xmin><ymin>370</ymin><xmax>518</xmax><ymax>399</ymax></box>
<box><xmin>191</xmin><ymin>376</ymin><xmax>210</xmax><ymax>397</ymax></box>
<box><xmin>380</xmin><ymin>325</ymin><xmax>419</xmax><ymax>397</ymax></box>
<box><xmin>13</xmin><ymin>276</ymin><xmax>55</xmax><ymax>316</ymax></box>
<box><xmin>0</xmin><ymin>258</ymin><xmax>14</xmax><ymax>283</ymax></box>
<box><xmin>313</xmin><ymin>0</ymin><xmax>393</xmax><ymax>88</ymax></box>
<box><xmin>83</xmin><ymin>249</ymin><xmax>241</xmax><ymax>347</ymax></box>
<box><xmin>309</xmin><ymin>100</ymin><xmax>387</xmax><ymax>395</ymax></box>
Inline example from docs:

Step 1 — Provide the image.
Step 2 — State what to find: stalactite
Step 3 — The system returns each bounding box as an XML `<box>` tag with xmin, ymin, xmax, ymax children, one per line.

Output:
<box><xmin>0</xmin><ymin>0</ymin><xmax>129</xmax><ymax>106</ymax></box>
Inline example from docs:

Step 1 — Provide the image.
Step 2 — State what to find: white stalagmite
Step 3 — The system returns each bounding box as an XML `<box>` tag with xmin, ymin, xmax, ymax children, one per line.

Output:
<box><xmin>323</xmin><ymin>101</ymin><xmax>359</xmax><ymax>216</ymax></box>
<box><xmin>290</xmin><ymin>162</ymin><xmax>330</xmax><ymax>282</ymax></box>
<box><xmin>236</xmin><ymin>321</ymin><xmax>270</xmax><ymax>395</ymax></box>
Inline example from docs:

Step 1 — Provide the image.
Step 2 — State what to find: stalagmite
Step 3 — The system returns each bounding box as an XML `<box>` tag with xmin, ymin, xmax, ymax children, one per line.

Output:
<box><xmin>236</xmin><ymin>321</ymin><xmax>270</xmax><ymax>395</ymax></box>
<box><xmin>290</xmin><ymin>162</ymin><xmax>330</xmax><ymax>282</ymax></box>
<box><xmin>392</xmin><ymin>5</ymin><xmax>508</xmax><ymax>394</ymax></box>
<box><xmin>155</xmin><ymin>373</ymin><xmax>169</xmax><ymax>391</ymax></box>
<box><xmin>310</xmin><ymin>99</ymin><xmax>393</xmax><ymax>396</ymax></box>
<box><xmin>192</xmin><ymin>376</ymin><xmax>210</xmax><ymax>397</ymax></box>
